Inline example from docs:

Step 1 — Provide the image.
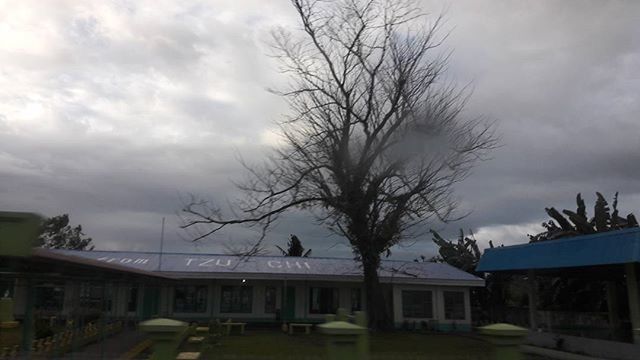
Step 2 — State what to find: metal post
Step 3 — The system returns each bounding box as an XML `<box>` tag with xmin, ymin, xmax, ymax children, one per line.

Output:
<box><xmin>625</xmin><ymin>263</ymin><xmax>640</xmax><ymax>343</ymax></box>
<box><xmin>209</xmin><ymin>280</ymin><xmax>215</xmax><ymax>319</ymax></box>
<box><xmin>21</xmin><ymin>277</ymin><xmax>35</xmax><ymax>354</ymax></box>
<box><xmin>605</xmin><ymin>280</ymin><xmax>620</xmax><ymax>340</ymax></box>
<box><xmin>527</xmin><ymin>270</ymin><xmax>537</xmax><ymax>330</ymax></box>
<box><xmin>283</xmin><ymin>279</ymin><xmax>287</xmax><ymax>323</ymax></box>
<box><xmin>100</xmin><ymin>281</ymin><xmax>107</xmax><ymax>360</ymax></box>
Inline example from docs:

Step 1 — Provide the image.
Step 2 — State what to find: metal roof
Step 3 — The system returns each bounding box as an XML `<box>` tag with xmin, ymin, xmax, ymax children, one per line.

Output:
<box><xmin>476</xmin><ymin>227</ymin><xmax>640</xmax><ymax>272</ymax></box>
<box><xmin>32</xmin><ymin>248</ymin><xmax>175</xmax><ymax>279</ymax></box>
<box><xmin>50</xmin><ymin>249</ymin><xmax>483</xmax><ymax>286</ymax></box>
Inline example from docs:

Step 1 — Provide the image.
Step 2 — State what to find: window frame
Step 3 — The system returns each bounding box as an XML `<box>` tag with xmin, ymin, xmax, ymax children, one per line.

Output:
<box><xmin>220</xmin><ymin>286</ymin><xmax>253</xmax><ymax>314</ymax></box>
<box><xmin>34</xmin><ymin>283</ymin><xmax>65</xmax><ymax>312</ymax></box>
<box><xmin>443</xmin><ymin>290</ymin><xmax>466</xmax><ymax>320</ymax></box>
<box><xmin>173</xmin><ymin>285</ymin><xmax>208</xmax><ymax>313</ymax></box>
<box><xmin>401</xmin><ymin>290</ymin><xmax>434</xmax><ymax>319</ymax></box>
<box><xmin>127</xmin><ymin>286</ymin><xmax>139</xmax><ymax>313</ymax></box>
<box><xmin>308</xmin><ymin>287</ymin><xmax>339</xmax><ymax>314</ymax></box>
<box><xmin>264</xmin><ymin>286</ymin><xmax>277</xmax><ymax>314</ymax></box>
<box><xmin>79</xmin><ymin>283</ymin><xmax>104</xmax><ymax>312</ymax></box>
<box><xmin>350</xmin><ymin>288</ymin><xmax>362</xmax><ymax>312</ymax></box>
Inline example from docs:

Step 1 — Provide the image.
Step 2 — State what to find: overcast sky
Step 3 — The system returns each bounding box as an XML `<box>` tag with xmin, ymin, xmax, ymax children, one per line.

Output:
<box><xmin>1</xmin><ymin>0</ymin><xmax>639</xmax><ymax>260</ymax></box>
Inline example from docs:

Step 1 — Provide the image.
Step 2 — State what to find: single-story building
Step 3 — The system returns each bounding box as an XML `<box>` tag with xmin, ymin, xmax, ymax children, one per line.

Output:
<box><xmin>5</xmin><ymin>248</ymin><xmax>483</xmax><ymax>331</ymax></box>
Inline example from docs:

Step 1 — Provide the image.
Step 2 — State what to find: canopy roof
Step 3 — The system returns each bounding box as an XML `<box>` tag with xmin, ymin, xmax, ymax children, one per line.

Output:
<box><xmin>50</xmin><ymin>249</ymin><xmax>484</xmax><ymax>286</ymax></box>
<box><xmin>476</xmin><ymin>227</ymin><xmax>640</xmax><ymax>273</ymax></box>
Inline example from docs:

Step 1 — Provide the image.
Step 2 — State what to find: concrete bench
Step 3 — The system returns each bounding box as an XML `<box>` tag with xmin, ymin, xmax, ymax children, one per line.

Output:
<box><xmin>221</xmin><ymin>322</ymin><xmax>246</xmax><ymax>335</ymax></box>
<box><xmin>187</xmin><ymin>336</ymin><xmax>205</xmax><ymax>344</ymax></box>
<box><xmin>195</xmin><ymin>326</ymin><xmax>209</xmax><ymax>333</ymax></box>
<box><xmin>289</xmin><ymin>323</ymin><xmax>313</xmax><ymax>335</ymax></box>
<box><xmin>176</xmin><ymin>351</ymin><xmax>201</xmax><ymax>360</ymax></box>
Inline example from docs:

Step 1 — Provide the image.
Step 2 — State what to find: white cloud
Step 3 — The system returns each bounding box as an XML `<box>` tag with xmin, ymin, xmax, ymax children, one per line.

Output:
<box><xmin>474</xmin><ymin>222</ymin><xmax>542</xmax><ymax>249</ymax></box>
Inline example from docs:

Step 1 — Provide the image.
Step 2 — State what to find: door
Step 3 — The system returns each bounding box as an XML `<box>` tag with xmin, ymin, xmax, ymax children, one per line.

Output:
<box><xmin>141</xmin><ymin>286</ymin><xmax>160</xmax><ymax>319</ymax></box>
<box><xmin>282</xmin><ymin>286</ymin><xmax>296</xmax><ymax>321</ymax></box>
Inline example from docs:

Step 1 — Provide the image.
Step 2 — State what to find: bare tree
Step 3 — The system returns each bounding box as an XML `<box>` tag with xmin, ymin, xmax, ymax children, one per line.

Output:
<box><xmin>223</xmin><ymin>240</ymin><xmax>270</xmax><ymax>257</ymax></box>
<box><xmin>181</xmin><ymin>0</ymin><xmax>498</xmax><ymax>329</ymax></box>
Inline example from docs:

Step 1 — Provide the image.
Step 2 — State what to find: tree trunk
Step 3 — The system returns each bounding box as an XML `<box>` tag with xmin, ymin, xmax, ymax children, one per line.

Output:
<box><xmin>362</xmin><ymin>254</ymin><xmax>393</xmax><ymax>330</ymax></box>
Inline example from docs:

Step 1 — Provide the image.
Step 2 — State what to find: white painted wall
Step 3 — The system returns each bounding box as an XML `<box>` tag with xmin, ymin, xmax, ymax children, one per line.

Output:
<box><xmin>9</xmin><ymin>277</ymin><xmax>472</xmax><ymax>327</ymax></box>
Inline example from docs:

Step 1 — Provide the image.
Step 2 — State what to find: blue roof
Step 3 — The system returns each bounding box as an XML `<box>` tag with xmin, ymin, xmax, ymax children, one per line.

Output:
<box><xmin>476</xmin><ymin>227</ymin><xmax>640</xmax><ymax>272</ymax></box>
<box><xmin>50</xmin><ymin>249</ymin><xmax>483</xmax><ymax>286</ymax></box>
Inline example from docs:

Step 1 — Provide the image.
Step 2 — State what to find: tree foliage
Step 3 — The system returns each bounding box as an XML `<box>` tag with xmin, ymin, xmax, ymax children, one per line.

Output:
<box><xmin>529</xmin><ymin>192</ymin><xmax>638</xmax><ymax>242</ymax></box>
<box><xmin>422</xmin><ymin>229</ymin><xmax>510</xmax><ymax>324</ymax></box>
<box><xmin>181</xmin><ymin>0</ymin><xmax>497</xmax><ymax>329</ymax></box>
<box><xmin>526</xmin><ymin>192</ymin><xmax>636</xmax><ymax>315</ymax></box>
<box><xmin>418</xmin><ymin>229</ymin><xmax>483</xmax><ymax>275</ymax></box>
<box><xmin>276</xmin><ymin>234</ymin><xmax>312</xmax><ymax>257</ymax></box>
<box><xmin>36</xmin><ymin>214</ymin><xmax>94</xmax><ymax>251</ymax></box>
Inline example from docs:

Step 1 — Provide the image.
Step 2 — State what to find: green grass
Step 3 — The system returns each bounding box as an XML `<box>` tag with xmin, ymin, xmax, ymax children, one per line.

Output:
<box><xmin>198</xmin><ymin>330</ymin><xmax>517</xmax><ymax>359</ymax></box>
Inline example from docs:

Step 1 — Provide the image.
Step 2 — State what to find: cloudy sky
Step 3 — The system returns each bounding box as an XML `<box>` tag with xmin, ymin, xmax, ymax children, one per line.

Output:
<box><xmin>1</xmin><ymin>0</ymin><xmax>639</xmax><ymax>259</ymax></box>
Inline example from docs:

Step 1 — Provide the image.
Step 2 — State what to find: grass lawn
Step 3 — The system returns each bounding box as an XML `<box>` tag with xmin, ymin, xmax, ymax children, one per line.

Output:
<box><xmin>199</xmin><ymin>330</ymin><xmax>546</xmax><ymax>359</ymax></box>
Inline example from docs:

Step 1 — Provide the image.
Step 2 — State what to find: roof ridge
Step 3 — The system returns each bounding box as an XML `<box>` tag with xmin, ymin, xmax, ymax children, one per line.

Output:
<box><xmin>53</xmin><ymin>248</ymin><xmax>442</xmax><ymax>263</ymax></box>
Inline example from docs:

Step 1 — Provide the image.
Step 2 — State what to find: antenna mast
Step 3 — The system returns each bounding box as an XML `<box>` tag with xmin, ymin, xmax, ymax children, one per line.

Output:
<box><xmin>158</xmin><ymin>217</ymin><xmax>166</xmax><ymax>271</ymax></box>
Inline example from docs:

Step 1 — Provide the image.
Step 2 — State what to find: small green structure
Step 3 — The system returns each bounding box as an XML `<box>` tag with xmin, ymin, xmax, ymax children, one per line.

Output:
<box><xmin>0</xmin><ymin>211</ymin><xmax>42</xmax><ymax>257</ymax></box>
<box><xmin>317</xmin><ymin>309</ymin><xmax>369</xmax><ymax>360</ymax></box>
<box><xmin>0</xmin><ymin>211</ymin><xmax>42</xmax><ymax>353</ymax></box>
<box><xmin>0</xmin><ymin>296</ymin><xmax>17</xmax><ymax>326</ymax></box>
<box><xmin>478</xmin><ymin>323</ymin><xmax>528</xmax><ymax>360</ymax></box>
<box><xmin>139</xmin><ymin>318</ymin><xmax>189</xmax><ymax>360</ymax></box>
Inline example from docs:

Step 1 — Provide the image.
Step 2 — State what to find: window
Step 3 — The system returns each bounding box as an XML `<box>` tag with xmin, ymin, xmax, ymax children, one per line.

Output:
<box><xmin>0</xmin><ymin>280</ymin><xmax>13</xmax><ymax>298</ymax></box>
<box><xmin>127</xmin><ymin>286</ymin><xmax>138</xmax><ymax>312</ymax></box>
<box><xmin>402</xmin><ymin>290</ymin><xmax>433</xmax><ymax>318</ymax></box>
<box><xmin>264</xmin><ymin>286</ymin><xmax>277</xmax><ymax>313</ymax></box>
<box><xmin>444</xmin><ymin>291</ymin><xmax>466</xmax><ymax>320</ymax></box>
<box><xmin>173</xmin><ymin>285</ymin><xmax>208</xmax><ymax>313</ymax></box>
<box><xmin>309</xmin><ymin>287</ymin><xmax>338</xmax><ymax>314</ymax></box>
<box><xmin>220</xmin><ymin>286</ymin><xmax>253</xmax><ymax>313</ymax></box>
<box><xmin>351</xmin><ymin>288</ymin><xmax>362</xmax><ymax>312</ymax></box>
<box><xmin>79</xmin><ymin>283</ymin><xmax>104</xmax><ymax>311</ymax></box>
<box><xmin>35</xmin><ymin>284</ymin><xmax>65</xmax><ymax>312</ymax></box>
<box><xmin>104</xmin><ymin>284</ymin><xmax>114</xmax><ymax>311</ymax></box>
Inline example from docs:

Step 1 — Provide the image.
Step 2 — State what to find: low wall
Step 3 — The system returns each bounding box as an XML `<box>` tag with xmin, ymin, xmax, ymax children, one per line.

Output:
<box><xmin>527</xmin><ymin>331</ymin><xmax>640</xmax><ymax>360</ymax></box>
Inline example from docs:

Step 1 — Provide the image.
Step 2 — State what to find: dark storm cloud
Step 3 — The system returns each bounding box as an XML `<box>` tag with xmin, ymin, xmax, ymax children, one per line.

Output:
<box><xmin>432</xmin><ymin>0</ymin><xmax>640</xmax><ymax>250</ymax></box>
<box><xmin>1</xmin><ymin>0</ymin><xmax>639</xmax><ymax>259</ymax></box>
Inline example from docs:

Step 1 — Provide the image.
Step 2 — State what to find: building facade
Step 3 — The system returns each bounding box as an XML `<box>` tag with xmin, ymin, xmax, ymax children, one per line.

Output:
<box><xmin>9</xmin><ymin>249</ymin><xmax>484</xmax><ymax>331</ymax></box>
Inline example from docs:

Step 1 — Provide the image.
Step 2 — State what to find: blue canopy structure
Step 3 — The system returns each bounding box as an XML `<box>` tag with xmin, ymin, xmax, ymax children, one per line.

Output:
<box><xmin>476</xmin><ymin>227</ymin><xmax>640</xmax><ymax>272</ymax></box>
<box><xmin>475</xmin><ymin>227</ymin><xmax>640</xmax><ymax>343</ymax></box>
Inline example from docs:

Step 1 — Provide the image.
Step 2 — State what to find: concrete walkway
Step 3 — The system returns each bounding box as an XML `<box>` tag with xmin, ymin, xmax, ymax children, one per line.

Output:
<box><xmin>527</xmin><ymin>331</ymin><xmax>640</xmax><ymax>360</ymax></box>
<box><xmin>59</xmin><ymin>329</ymin><xmax>147</xmax><ymax>360</ymax></box>
<box><xmin>522</xmin><ymin>345</ymin><xmax>609</xmax><ymax>360</ymax></box>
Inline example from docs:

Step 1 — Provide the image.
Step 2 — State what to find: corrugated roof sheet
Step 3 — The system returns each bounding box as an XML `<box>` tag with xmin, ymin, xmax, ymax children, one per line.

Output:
<box><xmin>476</xmin><ymin>227</ymin><xmax>640</xmax><ymax>272</ymax></box>
<box><xmin>32</xmin><ymin>248</ymin><xmax>175</xmax><ymax>279</ymax></box>
<box><xmin>50</xmin><ymin>249</ymin><xmax>483</xmax><ymax>285</ymax></box>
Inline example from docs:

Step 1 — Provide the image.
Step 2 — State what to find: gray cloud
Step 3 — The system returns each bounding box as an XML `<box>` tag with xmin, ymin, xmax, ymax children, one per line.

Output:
<box><xmin>1</xmin><ymin>0</ymin><xmax>639</xmax><ymax>260</ymax></box>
